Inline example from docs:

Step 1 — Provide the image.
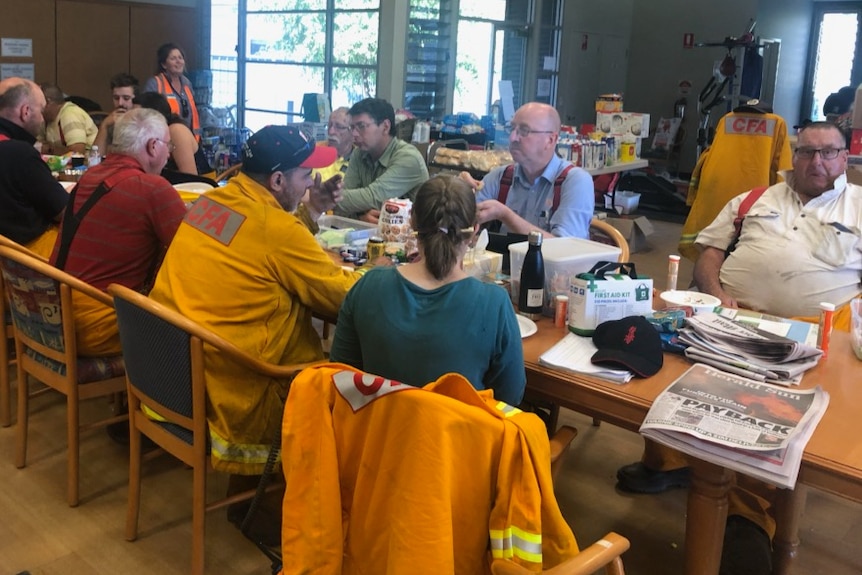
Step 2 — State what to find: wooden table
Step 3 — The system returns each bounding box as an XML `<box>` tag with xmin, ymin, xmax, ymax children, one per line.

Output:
<box><xmin>521</xmin><ymin>316</ymin><xmax>862</xmax><ymax>575</ymax></box>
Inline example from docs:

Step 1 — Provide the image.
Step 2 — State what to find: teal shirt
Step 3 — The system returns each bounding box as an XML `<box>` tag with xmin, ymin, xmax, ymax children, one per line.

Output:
<box><xmin>330</xmin><ymin>267</ymin><xmax>526</xmax><ymax>405</ymax></box>
<box><xmin>334</xmin><ymin>137</ymin><xmax>429</xmax><ymax>218</ymax></box>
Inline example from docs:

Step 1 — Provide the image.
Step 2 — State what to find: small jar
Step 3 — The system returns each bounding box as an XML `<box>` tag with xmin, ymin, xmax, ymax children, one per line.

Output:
<box><xmin>554</xmin><ymin>294</ymin><xmax>569</xmax><ymax>328</ymax></box>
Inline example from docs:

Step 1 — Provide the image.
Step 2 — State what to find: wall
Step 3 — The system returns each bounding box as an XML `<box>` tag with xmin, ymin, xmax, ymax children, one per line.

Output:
<box><xmin>0</xmin><ymin>0</ymin><xmax>201</xmax><ymax>111</ymax></box>
<box><xmin>757</xmin><ymin>0</ymin><xmax>812</xmax><ymax>126</ymax></box>
<box><xmin>625</xmin><ymin>0</ymin><xmax>758</xmax><ymax>173</ymax></box>
<box><xmin>557</xmin><ymin>0</ymin><xmax>635</xmax><ymax>128</ymax></box>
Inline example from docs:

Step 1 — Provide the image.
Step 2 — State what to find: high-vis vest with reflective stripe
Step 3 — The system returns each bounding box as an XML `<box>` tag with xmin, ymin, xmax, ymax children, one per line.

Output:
<box><xmin>153</xmin><ymin>73</ymin><xmax>201</xmax><ymax>141</ymax></box>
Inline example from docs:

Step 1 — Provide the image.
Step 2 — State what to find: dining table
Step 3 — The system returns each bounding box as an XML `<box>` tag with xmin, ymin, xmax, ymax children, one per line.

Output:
<box><xmin>521</xmin><ymin>313</ymin><xmax>862</xmax><ymax>575</ymax></box>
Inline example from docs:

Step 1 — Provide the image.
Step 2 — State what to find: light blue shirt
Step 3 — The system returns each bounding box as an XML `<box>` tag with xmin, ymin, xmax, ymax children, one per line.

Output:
<box><xmin>476</xmin><ymin>154</ymin><xmax>593</xmax><ymax>238</ymax></box>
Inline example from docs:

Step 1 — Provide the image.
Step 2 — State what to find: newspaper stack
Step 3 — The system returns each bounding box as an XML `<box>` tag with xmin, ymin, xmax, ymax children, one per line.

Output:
<box><xmin>640</xmin><ymin>363</ymin><xmax>829</xmax><ymax>489</ymax></box>
<box><xmin>678</xmin><ymin>312</ymin><xmax>823</xmax><ymax>385</ymax></box>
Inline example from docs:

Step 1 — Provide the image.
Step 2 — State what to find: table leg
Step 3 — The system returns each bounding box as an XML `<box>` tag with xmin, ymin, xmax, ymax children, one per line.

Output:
<box><xmin>684</xmin><ymin>459</ymin><xmax>734</xmax><ymax>575</ymax></box>
<box><xmin>771</xmin><ymin>485</ymin><xmax>807</xmax><ymax>575</ymax></box>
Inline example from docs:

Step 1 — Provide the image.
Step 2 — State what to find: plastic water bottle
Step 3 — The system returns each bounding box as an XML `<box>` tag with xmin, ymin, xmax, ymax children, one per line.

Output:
<box><xmin>519</xmin><ymin>231</ymin><xmax>545</xmax><ymax>318</ymax></box>
<box><xmin>88</xmin><ymin>145</ymin><xmax>101</xmax><ymax>168</ymax></box>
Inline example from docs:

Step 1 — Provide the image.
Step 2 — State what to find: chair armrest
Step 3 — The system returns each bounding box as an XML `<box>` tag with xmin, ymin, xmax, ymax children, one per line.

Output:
<box><xmin>549</xmin><ymin>425</ymin><xmax>577</xmax><ymax>481</ymax></box>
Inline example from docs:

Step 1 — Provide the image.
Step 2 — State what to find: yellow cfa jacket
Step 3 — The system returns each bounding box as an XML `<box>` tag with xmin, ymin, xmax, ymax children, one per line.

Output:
<box><xmin>150</xmin><ymin>174</ymin><xmax>361</xmax><ymax>474</ymax></box>
<box><xmin>679</xmin><ymin>111</ymin><xmax>792</xmax><ymax>261</ymax></box>
<box><xmin>280</xmin><ymin>363</ymin><xmax>580</xmax><ymax>574</ymax></box>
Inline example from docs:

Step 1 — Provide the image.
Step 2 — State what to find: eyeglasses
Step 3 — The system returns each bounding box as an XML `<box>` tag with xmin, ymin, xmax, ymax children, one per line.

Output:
<box><xmin>505</xmin><ymin>125</ymin><xmax>555</xmax><ymax>138</ymax></box>
<box><xmin>794</xmin><ymin>147</ymin><xmax>845</xmax><ymax>160</ymax></box>
<box><xmin>327</xmin><ymin>122</ymin><xmax>350</xmax><ymax>132</ymax></box>
<box><xmin>154</xmin><ymin>138</ymin><xmax>176</xmax><ymax>153</ymax></box>
<box><xmin>349</xmin><ymin>121</ymin><xmax>379</xmax><ymax>133</ymax></box>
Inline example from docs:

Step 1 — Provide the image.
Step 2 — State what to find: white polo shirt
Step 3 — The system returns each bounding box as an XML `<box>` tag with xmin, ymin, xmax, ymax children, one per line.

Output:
<box><xmin>696</xmin><ymin>171</ymin><xmax>862</xmax><ymax>317</ymax></box>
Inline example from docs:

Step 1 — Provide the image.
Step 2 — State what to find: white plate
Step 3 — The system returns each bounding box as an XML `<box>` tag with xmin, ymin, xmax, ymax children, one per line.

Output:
<box><xmin>173</xmin><ymin>182</ymin><xmax>214</xmax><ymax>193</ymax></box>
<box><xmin>59</xmin><ymin>181</ymin><xmax>76</xmax><ymax>192</ymax></box>
<box><xmin>517</xmin><ymin>315</ymin><xmax>538</xmax><ymax>338</ymax></box>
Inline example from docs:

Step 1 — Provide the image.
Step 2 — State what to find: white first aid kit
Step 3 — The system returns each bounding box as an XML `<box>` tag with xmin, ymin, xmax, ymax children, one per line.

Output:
<box><xmin>568</xmin><ymin>261</ymin><xmax>653</xmax><ymax>335</ymax></box>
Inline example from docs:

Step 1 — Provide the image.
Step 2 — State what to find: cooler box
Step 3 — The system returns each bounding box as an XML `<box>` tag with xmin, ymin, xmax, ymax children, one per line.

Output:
<box><xmin>509</xmin><ymin>237</ymin><xmax>622</xmax><ymax>317</ymax></box>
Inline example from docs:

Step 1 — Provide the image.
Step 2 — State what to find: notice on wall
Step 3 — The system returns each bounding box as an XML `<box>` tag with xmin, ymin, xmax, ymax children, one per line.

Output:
<box><xmin>1</xmin><ymin>63</ymin><xmax>35</xmax><ymax>81</ymax></box>
<box><xmin>499</xmin><ymin>80</ymin><xmax>516</xmax><ymax>122</ymax></box>
<box><xmin>537</xmin><ymin>79</ymin><xmax>551</xmax><ymax>98</ymax></box>
<box><xmin>2</xmin><ymin>38</ymin><xmax>33</xmax><ymax>58</ymax></box>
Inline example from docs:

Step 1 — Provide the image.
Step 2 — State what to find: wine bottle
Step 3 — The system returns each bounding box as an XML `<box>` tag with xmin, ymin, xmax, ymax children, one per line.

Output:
<box><xmin>519</xmin><ymin>231</ymin><xmax>545</xmax><ymax>318</ymax></box>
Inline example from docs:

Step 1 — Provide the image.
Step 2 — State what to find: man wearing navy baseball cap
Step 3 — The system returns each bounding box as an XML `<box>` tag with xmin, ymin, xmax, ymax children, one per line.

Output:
<box><xmin>149</xmin><ymin>124</ymin><xmax>384</xmax><ymax>544</ymax></box>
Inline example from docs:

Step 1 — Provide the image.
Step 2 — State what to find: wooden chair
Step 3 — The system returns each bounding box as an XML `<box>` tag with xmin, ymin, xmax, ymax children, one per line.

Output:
<box><xmin>279</xmin><ymin>365</ymin><xmax>628</xmax><ymax>575</ymax></box>
<box><xmin>216</xmin><ymin>162</ymin><xmax>242</xmax><ymax>184</ymax></box>
<box><xmin>589</xmin><ymin>217</ymin><xmax>630</xmax><ymax>263</ymax></box>
<box><xmin>108</xmin><ymin>283</ymin><xmax>319</xmax><ymax>575</ymax></box>
<box><xmin>0</xmin><ymin>246</ymin><xmax>126</xmax><ymax>507</ymax></box>
<box><xmin>0</xmin><ymin>235</ymin><xmax>48</xmax><ymax>427</ymax></box>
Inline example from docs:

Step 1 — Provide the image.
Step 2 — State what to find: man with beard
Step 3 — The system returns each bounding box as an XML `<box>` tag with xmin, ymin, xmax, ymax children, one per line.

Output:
<box><xmin>149</xmin><ymin>125</ymin><xmax>390</xmax><ymax>544</ymax></box>
<box><xmin>461</xmin><ymin>102</ymin><xmax>593</xmax><ymax>238</ymax></box>
<box><xmin>0</xmin><ymin>77</ymin><xmax>68</xmax><ymax>257</ymax></box>
<box><xmin>317</xmin><ymin>106</ymin><xmax>354</xmax><ymax>181</ymax></box>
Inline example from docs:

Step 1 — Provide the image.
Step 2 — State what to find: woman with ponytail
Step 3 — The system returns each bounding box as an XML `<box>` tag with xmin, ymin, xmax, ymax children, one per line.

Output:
<box><xmin>330</xmin><ymin>174</ymin><xmax>525</xmax><ymax>405</ymax></box>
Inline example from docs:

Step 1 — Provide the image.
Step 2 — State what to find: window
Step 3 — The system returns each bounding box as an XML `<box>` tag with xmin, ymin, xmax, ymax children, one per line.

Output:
<box><xmin>210</xmin><ymin>0</ymin><xmax>379</xmax><ymax>131</ymax></box>
<box><xmin>405</xmin><ymin>0</ymin><xmax>563</xmax><ymax>122</ymax></box>
<box><xmin>802</xmin><ymin>3</ymin><xmax>861</xmax><ymax>121</ymax></box>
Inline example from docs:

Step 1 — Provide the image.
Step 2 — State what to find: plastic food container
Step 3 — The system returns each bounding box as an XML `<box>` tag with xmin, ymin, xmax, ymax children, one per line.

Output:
<box><xmin>659</xmin><ymin>290</ymin><xmax>721</xmax><ymax>315</ymax></box>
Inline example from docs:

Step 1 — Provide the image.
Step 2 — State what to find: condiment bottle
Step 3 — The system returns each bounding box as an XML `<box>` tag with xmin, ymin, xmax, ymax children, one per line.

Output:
<box><xmin>519</xmin><ymin>231</ymin><xmax>544</xmax><ymax>318</ymax></box>
<box><xmin>88</xmin><ymin>145</ymin><xmax>101</xmax><ymax>168</ymax></box>
<box><xmin>817</xmin><ymin>302</ymin><xmax>835</xmax><ymax>359</ymax></box>
<box><xmin>554</xmin><ymin>294</ymin><xmax>569</xmax><ymax>328</ymax></box>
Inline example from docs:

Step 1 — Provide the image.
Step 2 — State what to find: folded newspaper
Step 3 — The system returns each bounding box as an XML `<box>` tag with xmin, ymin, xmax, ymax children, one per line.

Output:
<box><xmin>679</xmin><ymin>312</ymin><xmax>823</xmax><ymax>385</ymax></box>
<box><xmin>538</xmin><ymin>333</ymin><xmax>633</xmax><ymax>384</ymax></box>
<box><xmin>640</xmin><ymin>363</ymin><xmax>829</xmax><ymax>489</ymax></box>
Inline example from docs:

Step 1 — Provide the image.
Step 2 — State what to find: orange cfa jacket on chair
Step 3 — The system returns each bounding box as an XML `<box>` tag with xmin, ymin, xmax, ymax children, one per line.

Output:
<box><xmin>280</xmin><ymin>363</ymin><xmax>579</xmax><ymax>575</ymax></box>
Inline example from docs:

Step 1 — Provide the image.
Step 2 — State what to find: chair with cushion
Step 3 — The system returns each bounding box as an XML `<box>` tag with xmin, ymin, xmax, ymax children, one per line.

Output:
<box><xmin>0</xmin><ymin>246</ymin><xmax>126</xmax><ymax>507</ymax></box>
<box><xmin>0</xmin><ymin>235</ymin><xmax>48</xmax><ymax>428</ymax></box>
<box><xmin>279</xmin><ymin>364</ymin><xmax>629</xmax><ymax>575</ymax></box>
<box><xmin>216</xmin><ymin>162</ymin><xmax>242</xmax><ymax>184</ymax></box>
<box><xmin>108</xmin><ymin>283</ymin><xmax>318</xmax><ymax>575</ymax></box>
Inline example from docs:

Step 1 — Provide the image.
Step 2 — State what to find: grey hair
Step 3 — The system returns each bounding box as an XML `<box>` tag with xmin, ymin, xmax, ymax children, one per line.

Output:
<box><xmin>111</xmin><ymin>108</ymin><xmax>168</xmax><ymax>155</ymax></box>
<box><xmin>0</xmin><ymin>80</ymin><xmax>33</xmax><ymax>111</ymax></box>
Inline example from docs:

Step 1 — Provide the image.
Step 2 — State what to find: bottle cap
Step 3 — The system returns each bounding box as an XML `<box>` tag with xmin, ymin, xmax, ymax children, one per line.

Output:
<box><xmin>819</xmin><ymin>302</ymin><xmax>836</xmax><ymax>311</ymax></box>
<box><xmin>668</xmin><ymin>254</ymin><xmax>680</xmax><ymax>262</ymax></box>
<box><xmin>528</xmin><ymin>230</ymin><xmax>543</xmax><ymax>246</ymax></box>
<box><xmin>555</xmin><ymin>294</ymin><xmax>569</xmax><ymax>302</ymax></box>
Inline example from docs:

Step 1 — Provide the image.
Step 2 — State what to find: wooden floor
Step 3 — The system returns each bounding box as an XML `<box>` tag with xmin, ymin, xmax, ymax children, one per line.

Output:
<box><xmin>1</xmin><ymin>219</ymin><xmax>860</xmax><ymax>575</ymax></box>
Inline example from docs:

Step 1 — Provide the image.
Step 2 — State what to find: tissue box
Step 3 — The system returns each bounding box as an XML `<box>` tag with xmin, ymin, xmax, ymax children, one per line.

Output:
<box><xmin>509</xmin><ymin>237</ymin><xmax>622</xmax><ymax>317</ymax></box>
<box><xmin>567</xmin><ymin>264</ymin><xmax>654</xmax><ymax>335</ymax></box>
<box><xmin>613</xmin><ymin>191</ymin><xmax>640</xmax><ymax>215</ymax></box>
<box><xmin>464</xmin><ymin>251</ymin><xmax>503</xmax><ymax>278</ymax></box>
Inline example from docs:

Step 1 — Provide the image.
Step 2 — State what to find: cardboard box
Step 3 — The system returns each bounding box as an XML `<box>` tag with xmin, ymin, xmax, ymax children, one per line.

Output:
<box><xmin>605</xmin><ymin>215</ymin><xmax>654</xmax><ymax>253</ymax></box>
<box><xmin>596</xmin><ymin>112</ymin><xmax>650</xmax><ymax>138</ymax></box>
<box><xmin>509</xmin><ymin>237</ymin><xmax>622</xmax><ymax>317</ymax></box>
<box><xmin>567</xmin><ymin>265</ymin><xmax>654</xmax><ymax>335</ymax></box>
<box><xmin>595</xmin><ymin>94</ymin><xmax>623</xmax><ymax>113</ymax></box>
<box><xmin>850</xmin><ymin>130</ymin><xmax>862</xmax><ymax>155</ymax></box>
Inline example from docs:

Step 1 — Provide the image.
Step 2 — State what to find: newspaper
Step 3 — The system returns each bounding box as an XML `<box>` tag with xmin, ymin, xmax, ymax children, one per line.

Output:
<box><xmin>539</xmin><ymin>333</ymin><xmax>633</xmax><ymax>384</ymax></box>
<box><xmin>679</xmin><ymin>313</ymin><xmax>823</xmax><ymax>385</ymax></box>
<box><xmin>639</xmin><ymin>363</ymin><xmax>829</xmax><ymax>489</ymax></box>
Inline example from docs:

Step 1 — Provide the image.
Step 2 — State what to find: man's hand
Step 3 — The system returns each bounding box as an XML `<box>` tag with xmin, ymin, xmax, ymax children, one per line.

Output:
<box><xmin>104</xmin><ymin>107</ymin><xmax>127</xmax><ymax>129</ymax></box>
<box><xmin>359</xmin><ymin>209</ymin><xmax>380</xmax><ymax>225</ymax></box>
<box><xmin>459</xmin><ymin>171</ymin><xmax>483</xmax><ymax>191</ymax></box>
<box><xmin>476</xmin><ymin>199</ymin><xmax>508</xmax><ymax>225</ymax></box>
<box><xmin>693</xmin><ymin>246</ymin><xmax>738</xmax><ymax>307</ymax></box>
<box><xmin>306</xmin><ymin>173</ymin><xmax>343</xmax><ymax>220</ymax></box>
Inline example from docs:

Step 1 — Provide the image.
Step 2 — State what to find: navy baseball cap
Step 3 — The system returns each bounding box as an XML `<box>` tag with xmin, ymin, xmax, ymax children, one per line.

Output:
<box><xmin>241</xmin><ymin>125</ymin><xmax>336</xmax><ymax>174</ymax></box>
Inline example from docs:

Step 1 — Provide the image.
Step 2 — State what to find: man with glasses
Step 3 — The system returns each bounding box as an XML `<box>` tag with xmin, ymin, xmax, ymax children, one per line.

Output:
<box><xmin>49</xmin><ymin>107</ymin><xmax>186</xmax><ymax>357</ymax></box>
<box><xmin>317</xmin><ymin>107</ymin><xmax>354</xmax><ymax>181</ymax></box>
<box><xmin>618</xmin><ymin>121</ymin><xmax>862</xmax><ymax>575</ymax></box>
<box><xmin>333</xmin><ymin>97</ymin><xmax>429</xmax><ymax>221</ymax></box>
<box><xmin>461</xmin><ymin>102</ymin><xmax>593</xmax><ymax>238</ymax></box>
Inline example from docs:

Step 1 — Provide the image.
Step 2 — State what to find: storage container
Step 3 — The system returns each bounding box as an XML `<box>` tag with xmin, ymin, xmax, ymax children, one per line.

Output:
<box><xmin>316</xmin><ymin>215</ymin><xmax>377</xmax><ymax>249</ymax></box>
<box><xmin>614</xmin><ymin>191</ymin><xmax>640</xmax><ymax>215</ymax></box>
<box><xmin>509</xmin><ymin>237</ymin><xmax>622</xmax><ymax>316</ymax></box>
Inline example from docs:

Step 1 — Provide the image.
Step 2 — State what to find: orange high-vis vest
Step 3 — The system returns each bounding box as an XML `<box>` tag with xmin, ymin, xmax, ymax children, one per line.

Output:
<box><xmin>153</xmin><ymin>73</ymin><xmax>201</xmax><ymax>141</ymax></box>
